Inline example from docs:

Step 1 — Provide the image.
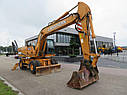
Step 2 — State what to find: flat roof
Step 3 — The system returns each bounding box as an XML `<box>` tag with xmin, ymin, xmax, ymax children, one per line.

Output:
<box><xmin>25</xmin><ymin>27</ymin><xmax>113</xmax><ymax>43</ymax></box>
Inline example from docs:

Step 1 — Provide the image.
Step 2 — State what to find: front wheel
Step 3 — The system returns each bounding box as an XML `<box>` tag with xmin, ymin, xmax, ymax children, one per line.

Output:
<box><xmin>30</xmin><ymin>61</ymin><xmax>36</xmax><ymax>74</ymax></box>
<box><xmin>29</xmin><ymin>60</ymin><xmax>40</xmax><ymax>74</ymax></box>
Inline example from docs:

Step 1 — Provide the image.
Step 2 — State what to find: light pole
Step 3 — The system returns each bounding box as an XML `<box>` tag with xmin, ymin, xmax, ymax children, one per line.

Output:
<box><xmin>113</xmin><ymin>32</ymin><xmax>116</xmax><ymax>48</ymax></box>
<box><xmin>113</xmin><ymin>32</ymin><xmax>118</xmax><ymax>56</ymax></box>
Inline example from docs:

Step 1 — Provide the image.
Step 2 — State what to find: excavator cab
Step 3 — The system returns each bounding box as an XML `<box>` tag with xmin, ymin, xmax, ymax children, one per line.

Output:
<box><xmin>45</xmin><ymin>39</ymin><xmax>55</xmax><ymax>54</ymax></box>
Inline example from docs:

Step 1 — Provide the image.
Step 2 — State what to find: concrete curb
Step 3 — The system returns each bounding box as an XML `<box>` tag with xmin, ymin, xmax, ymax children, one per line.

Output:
<box><xmin>0</xmin><ymin>76</ymin><xmax>24</xmax><ymax>95</ymax></box>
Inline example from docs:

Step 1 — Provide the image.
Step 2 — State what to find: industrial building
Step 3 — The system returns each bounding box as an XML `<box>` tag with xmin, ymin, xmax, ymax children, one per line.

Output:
<box><xmin>25</xmin><ymin>27</ymin><xmax>113</xmax><ymax>56</ymax></box>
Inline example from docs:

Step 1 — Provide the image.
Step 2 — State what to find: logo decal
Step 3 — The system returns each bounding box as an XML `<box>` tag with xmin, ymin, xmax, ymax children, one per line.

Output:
<box><xmin>48</xmin><ymin>21</ymin><xmax>66</xmax><ymax>31</ymax></box>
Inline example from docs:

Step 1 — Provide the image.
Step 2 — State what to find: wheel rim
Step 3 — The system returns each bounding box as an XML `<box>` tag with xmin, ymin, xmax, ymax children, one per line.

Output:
<box><xmin>30</xmin><ymin>64</ymin><xmax>33</xmax><ymax>71</ymax></box>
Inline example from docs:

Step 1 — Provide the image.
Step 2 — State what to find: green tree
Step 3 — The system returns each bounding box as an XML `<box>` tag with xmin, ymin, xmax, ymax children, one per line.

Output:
<box><xmin>0</xmin><ymin>46</ymin><xmax>12</xmax><ymax>53</ymax></box>
<box><xmin>69</xmin><ymin>36</ymin><xmax>80</xmax><ymax>57</ymax></box>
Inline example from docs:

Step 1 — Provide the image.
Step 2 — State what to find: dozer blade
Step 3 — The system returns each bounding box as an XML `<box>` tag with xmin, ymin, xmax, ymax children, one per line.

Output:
<box><xmin>36</xmin><ymin>64</ymin><xmax>61</xmax><ymax>76</ymax></box>
<box><xmin>67</xmin><ymin>66</ymin><xmax>99</xmax><ymax>89</ymax></box>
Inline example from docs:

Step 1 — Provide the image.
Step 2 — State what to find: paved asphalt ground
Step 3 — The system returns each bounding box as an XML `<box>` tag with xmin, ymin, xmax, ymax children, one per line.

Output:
<box><xmin>98</xmin><ymin>57</ymin><xmax>127</xmax><ymax>69</ymax></box>
<box><xmin>0</xmin><ymin>55</ymin><xmax>127</xmax><ymax>95</ymax></box>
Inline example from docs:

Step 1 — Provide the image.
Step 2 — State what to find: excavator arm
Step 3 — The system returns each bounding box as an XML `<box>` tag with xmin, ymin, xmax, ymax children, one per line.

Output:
<box><xmin>35</xmin><ymin>13</ymin><xmax>78</xmax><ymax>56</ymax></box>
<box><xmin>35</xmin><ymin>2</ymin><xmax>96</xmax><ymax>59</ymax></box>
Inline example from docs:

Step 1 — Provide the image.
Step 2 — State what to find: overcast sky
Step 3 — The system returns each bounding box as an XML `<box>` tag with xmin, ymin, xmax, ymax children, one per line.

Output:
<box><xmin>0</xmin><ymin>0</ymin><xmax>127</xmax><ymax>47</ymax></box>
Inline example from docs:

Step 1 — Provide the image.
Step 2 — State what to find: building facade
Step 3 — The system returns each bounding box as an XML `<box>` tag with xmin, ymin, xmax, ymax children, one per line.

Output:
<box><xmin>25</xmin><ymin>27</ymin><xmax>113</xmax><ymax>56</ymax></box>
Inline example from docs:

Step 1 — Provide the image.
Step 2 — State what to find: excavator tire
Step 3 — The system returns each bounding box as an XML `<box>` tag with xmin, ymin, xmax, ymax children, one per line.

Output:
<box><xmin>19</xmin><ymin>59</ymin><xmax>26</xmax><ymax>70</ymax></box>
<box><xmin>29</xmin><ymin>60</ymin><xmax>40</xmax><ymax>74</ymax></box>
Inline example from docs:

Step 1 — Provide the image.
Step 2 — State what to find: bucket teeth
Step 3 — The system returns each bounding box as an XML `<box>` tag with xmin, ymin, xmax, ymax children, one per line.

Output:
<box><xmin>67</xmin><ymin>66</ymin><xmax>99</xmax><ymax>89</ymax></box>
<box><xmin>36</xmin><ymin>64</ymin><xmax>61</xmax><ymax>76</ymax></box>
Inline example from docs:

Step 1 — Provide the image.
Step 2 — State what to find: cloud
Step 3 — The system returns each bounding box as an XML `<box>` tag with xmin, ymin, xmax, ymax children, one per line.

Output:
<box><xmin>0</xmin><ymin>0</ymin><xmax>127</xmax><ymax>46</ymax></box>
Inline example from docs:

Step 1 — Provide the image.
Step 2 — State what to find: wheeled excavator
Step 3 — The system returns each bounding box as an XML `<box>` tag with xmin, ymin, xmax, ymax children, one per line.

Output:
<box><xmin>12</xmin><ymin>2</ymin><xmax>100</xmax><ymax>89</ymax></box>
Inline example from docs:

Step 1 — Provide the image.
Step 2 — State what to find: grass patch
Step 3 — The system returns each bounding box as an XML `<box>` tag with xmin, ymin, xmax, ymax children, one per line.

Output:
<box><xmin>0</xmin><ymin>54</ymin><xmax>5</xmax><ymax>56</ymax></box>
<box><xmin>0</xmin><ymin>79</ymin><xmax>18</xmax><ymax>95</ymax></box>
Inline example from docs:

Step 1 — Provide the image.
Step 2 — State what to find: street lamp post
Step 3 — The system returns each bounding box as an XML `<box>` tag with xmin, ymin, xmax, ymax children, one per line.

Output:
<box><xmin>113</xmin><ymin>32</ymin><xmax>116</xmax><ymax>48</ymax></box>
<box><xmin>113</xmin><ymin>32</ymin><xmax>118</xmax><ymax>56</ymax></box>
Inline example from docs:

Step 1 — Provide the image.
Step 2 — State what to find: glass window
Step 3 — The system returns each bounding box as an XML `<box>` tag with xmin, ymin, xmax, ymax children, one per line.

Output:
<box><xmin>68</xmin><ymin>35</ymin><xmax>71</xmax><ymax>43</ymax></box>
<box><xmin>54</xmin><ymin>34</ymin><xmax>56</xmax><ymax>42</ymax></box>
<box><xmin>47</xmin><ymin>35</ymin><xmax>50</xmax><ymax>39</ymax></box>
<box><xmin>66</xmin><ymin>35</ymin><xmax>69</xmax><ymax>43</ymax></box>
<box><xmin>35</xmin><ymin>39</ymin><xmax>37</xmax><ymax>45</ymax></box>
<box><xmin>58</xmin><ymin>34</ymin><xmax>60</xmax><ymax>43</ymax></box>
<box><xmin>65</xmin><ymin>34</ymin><xmax>67</xmax><ymax>43</ymax></box>
<box><xmin>61</xmin><ymin>34</ymin><xmax>64</xmax><ymax>43</ymax></box>
<box><xmin>60</xmin><ymin>34</ymin><xmax>62</xmax><ymax>43</ymax></box>
<box><xmin>91</xmin><ymin>41</ymin><xmax>94</xmax><ymax>45</ymax></box>
<box><xmin>28</xmin><ymin>41</ymin><xmax>32</xmax><ymax>46</ymax></box>
<box><xmin>27</xmin><ymin>42</ymin><xmax>30</xmax><ymax>46</ymax></box>
<box><xmin>47</xmin><ymin>40</ymin><xmax>54</xmax><ymax>48</ymax></box>
<box><xmin>56</xmin><ymin>34</ymin><xmax>58</xmax><ymax>42</ymax></box>
<box><xmin>32</xmin><ymin>41</ymin><xmax>35</xmax><ymax>46</ymax></box>
<box><xmin>63</xmin><ymin>34</ymin><xmax>65</xmax><ymax>43</ymax></box>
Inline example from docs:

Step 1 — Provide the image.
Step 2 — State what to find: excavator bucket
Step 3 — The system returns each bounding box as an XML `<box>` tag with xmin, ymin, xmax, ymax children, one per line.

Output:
<box><xmin>67</xmin><ymin>62</ymin><xmax>99</xmax><ymax>89</ymax></box>
<box><xmin>36</xmin><ymin>64</ymin><xmax>61</xmax><ymax>76</ymax></box>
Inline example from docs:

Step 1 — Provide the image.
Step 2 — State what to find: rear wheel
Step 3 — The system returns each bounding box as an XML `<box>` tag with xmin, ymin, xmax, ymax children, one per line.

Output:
<box><xmin>19</xmin><ymin>59</ymin><xmax>26</xmax><ymax>70</ymax></box>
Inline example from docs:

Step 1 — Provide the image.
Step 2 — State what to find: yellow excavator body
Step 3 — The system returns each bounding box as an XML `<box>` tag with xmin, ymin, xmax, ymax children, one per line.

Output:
<box><xmin>12</xmin><ymin>2</ymin><xmax>100</xmax><ymax>89</ymax></box>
